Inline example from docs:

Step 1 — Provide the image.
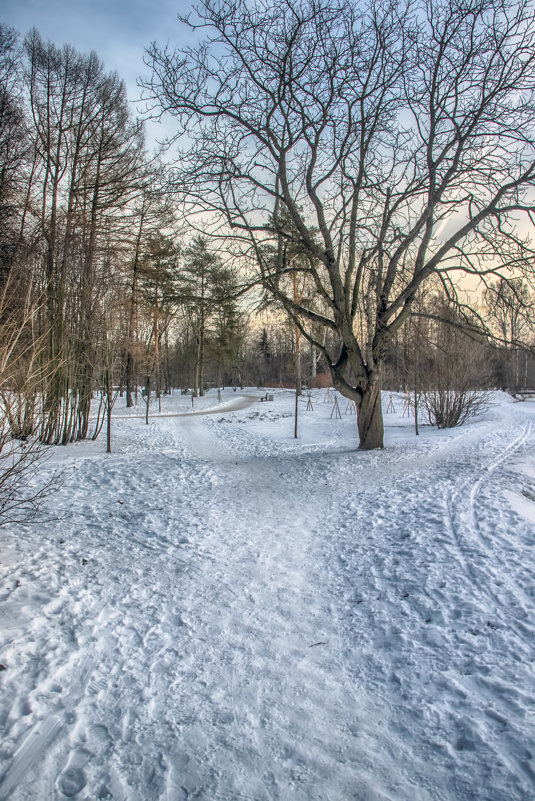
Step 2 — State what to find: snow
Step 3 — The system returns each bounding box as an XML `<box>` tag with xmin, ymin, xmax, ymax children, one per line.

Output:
<box><xmin>1</xmin><ymin>388</ymin><xmax>535</xmax><ymax>801</ymax></box>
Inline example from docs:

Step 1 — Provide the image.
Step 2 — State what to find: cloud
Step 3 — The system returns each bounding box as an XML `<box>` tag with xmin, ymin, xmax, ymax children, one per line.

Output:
<box><xmin>2</xmin><ymin>0</ymin><xmax>192</xmax><ymax>149</ymax></box>
<box><xmin>2</xmin><ymin>0</ymin><xmax>188</xmax><ymax>95</ymax></box>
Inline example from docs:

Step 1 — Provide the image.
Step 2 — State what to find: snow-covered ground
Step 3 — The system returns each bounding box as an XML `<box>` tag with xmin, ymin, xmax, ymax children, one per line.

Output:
<box><xmin>1</xmin><ymin>388</ymin><xmax>534</xmax><ymax>801</ymax></box>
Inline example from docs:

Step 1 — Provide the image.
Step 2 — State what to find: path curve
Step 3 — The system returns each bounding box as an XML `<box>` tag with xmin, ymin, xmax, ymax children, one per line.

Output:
<box><xmin>112</xmin><ymin>393</ymin><xmax>260</xmax><ymax>421</ymax></box>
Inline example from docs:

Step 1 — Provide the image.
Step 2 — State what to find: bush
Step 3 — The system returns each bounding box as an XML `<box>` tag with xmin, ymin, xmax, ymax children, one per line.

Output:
<box><xmin>0</xmin><ymin>283</ymin><xmax>60</xmax><ymax>523</ymax></box>
<box><xmin>423</xmin><ymin>387</ymin><xmax>487</xmax><ymax>428</ymax></box>
<box><xmin>0</xmin><ymin>428</ymin><xmax>57</xmax><ymax>525</ymax></box>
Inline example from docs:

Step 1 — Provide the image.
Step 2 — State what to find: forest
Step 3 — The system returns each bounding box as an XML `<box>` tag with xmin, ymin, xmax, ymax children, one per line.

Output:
<box><xmin>1</xmin><ymin>0</ymin><xmax>535</xmax><ymax>465</ymax></box>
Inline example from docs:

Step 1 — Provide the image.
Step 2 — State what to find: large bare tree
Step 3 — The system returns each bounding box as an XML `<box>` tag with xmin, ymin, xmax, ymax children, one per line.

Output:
<box><xmin>144</xmin><ymin>0</ymin><xmax>535</xmax><ymax>448</ymax></box>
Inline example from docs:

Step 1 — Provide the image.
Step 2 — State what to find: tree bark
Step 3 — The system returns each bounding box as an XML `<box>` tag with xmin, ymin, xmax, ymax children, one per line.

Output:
<box><xmin>355</xmin><ymin>380</ymin><xmax>384</xmax><ymax>450</ymax></box>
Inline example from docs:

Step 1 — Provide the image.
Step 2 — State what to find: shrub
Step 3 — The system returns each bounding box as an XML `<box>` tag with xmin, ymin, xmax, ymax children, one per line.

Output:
<box><xmin>423</xmin><ymin>387</ymin><xmax>487</xmax><ymax>428</ymax></box>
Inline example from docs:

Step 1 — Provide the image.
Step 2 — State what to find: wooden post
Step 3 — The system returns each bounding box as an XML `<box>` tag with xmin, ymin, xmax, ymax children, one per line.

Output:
<box><xmin>330</xmin><ymin>395</ymin><xmax>342</xmax><ymax>419</ymax></box>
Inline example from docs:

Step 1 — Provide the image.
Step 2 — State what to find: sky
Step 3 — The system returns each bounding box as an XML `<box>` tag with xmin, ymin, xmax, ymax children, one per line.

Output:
<box><xmin>1</xmin><ymin>0</ymin><xmax>194</xmax><ymax>143</ymax></box>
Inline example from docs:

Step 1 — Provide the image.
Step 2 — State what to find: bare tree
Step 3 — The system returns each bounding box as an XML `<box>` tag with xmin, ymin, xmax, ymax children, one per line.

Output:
<box><xmin>144</xmin><ymin>0</ymin><xmax>535</xmax><ymax>448</ymax></box>
<box><xmin>484</xmin><ymin>277</ymin><xmax>534</xmax><ymax>388</ymax></box>
<box><xmin>23</xmin><ymin>31</ymin><xmax>147</xmax><ymax>443</ymax></box>
<box><xmin>0</xmin><ymin>25</ymin><xmax>28</xmax><ymax>287</ymax></box>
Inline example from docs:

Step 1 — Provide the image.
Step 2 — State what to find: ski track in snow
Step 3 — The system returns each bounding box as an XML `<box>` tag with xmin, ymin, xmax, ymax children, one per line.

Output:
<box><xmin>1</xmin><ymin>390</ymin><xmax>534</xmax><ymax>800</ymax></box>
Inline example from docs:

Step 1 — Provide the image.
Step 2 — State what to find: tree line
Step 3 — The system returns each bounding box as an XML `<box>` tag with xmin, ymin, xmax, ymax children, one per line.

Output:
<box><xmin>0</xmin><ymin>25</ymin><xmax>249</xmax><ymax>451</ymax></box>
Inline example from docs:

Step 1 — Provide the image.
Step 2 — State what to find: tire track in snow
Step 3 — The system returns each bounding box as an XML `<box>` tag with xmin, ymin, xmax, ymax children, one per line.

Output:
<box><xmin>445</xmin><ymin>421</ymin><xmax>534</xmax><ymax>618</ymax></box>
<box><xmin>468</xmin><ymin>422</ymin><xmax>532</xmax><ymax>538</ymax></box>
<box><xmin>441</xmin><ymin>488</ymin><xmax>485</xmax><ymax>600</ymax></box>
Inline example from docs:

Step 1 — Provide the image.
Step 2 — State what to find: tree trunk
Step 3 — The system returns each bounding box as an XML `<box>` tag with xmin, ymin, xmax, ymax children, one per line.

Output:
<box><xmin>310</xmin><ymin>342</ymin><xmax>318</xmax><ymax>380</ymax></box>
<box><xmin>164</xmin><ymin>329</ymin><xmax>171</xmax><ymax>395</ymax></box>
<box><xmin>199</xmin><ymin>320</ymin><xmax>205</xmax><ymax>397</ymax></box>
<box><xmin>106</xmin><ymin>363</ymin><xmax>112</xmax><ymax>454</ymax></box>
<box><xmin>194</xmin><ymin>336</ymin><xmax>200</xmax><ymax>398</ymax></box>
<box><xmin>294</xmin><ymin>322</ymin><xmax>301</xmax><ymax>439</ymax></box>
<box><xmin>355</xmin><ymin>380</ymin><xmax>384</xmax><ymax>450</ymax></box>
<box><xmin>126</xmin><ymin>213</ymin><xmax>145</xmax><ymax>407</ymax></box>
<box><xmin>126</xmin><ymin>350</ymin><xmax>135</xmax><ymax>407</ymax></box>
<box><xmin>145</xmin><ymin>375</ymin><xmax>151</xmax><ymax>424</ymax></box>
<box><xmin>153</xmin><ymin>288</ymin><xmax>162</xmax><ymax>412</ymax></box>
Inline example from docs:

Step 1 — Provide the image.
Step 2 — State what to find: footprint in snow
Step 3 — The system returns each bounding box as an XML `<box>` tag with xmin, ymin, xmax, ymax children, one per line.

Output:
<box><xmin>57</xmin><ymin>765</ymin><xmax>86</xmax><ymax>797</ymax></box>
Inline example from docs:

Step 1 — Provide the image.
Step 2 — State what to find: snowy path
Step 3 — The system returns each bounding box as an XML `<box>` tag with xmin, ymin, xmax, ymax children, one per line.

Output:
<box><xmin>1</xmin><ymin>391</ymin><xmax>535</xmax><ymax>800</ymax></box>
<box><xmin>112</xmin><ymin>392</ymin><xmax>260</xmax><ymax>420</ymax></box>
<box><xmin>165</xmin><ymin>414</ymin><xmax>366</xmax><ymax>800</ymax></box>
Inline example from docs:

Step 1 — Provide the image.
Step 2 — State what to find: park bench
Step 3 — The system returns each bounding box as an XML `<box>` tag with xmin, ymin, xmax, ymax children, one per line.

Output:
<box><xmin>511</xmin><ymin>390</ymin><xmax>535</xmax><ymax>401</ymax></box>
